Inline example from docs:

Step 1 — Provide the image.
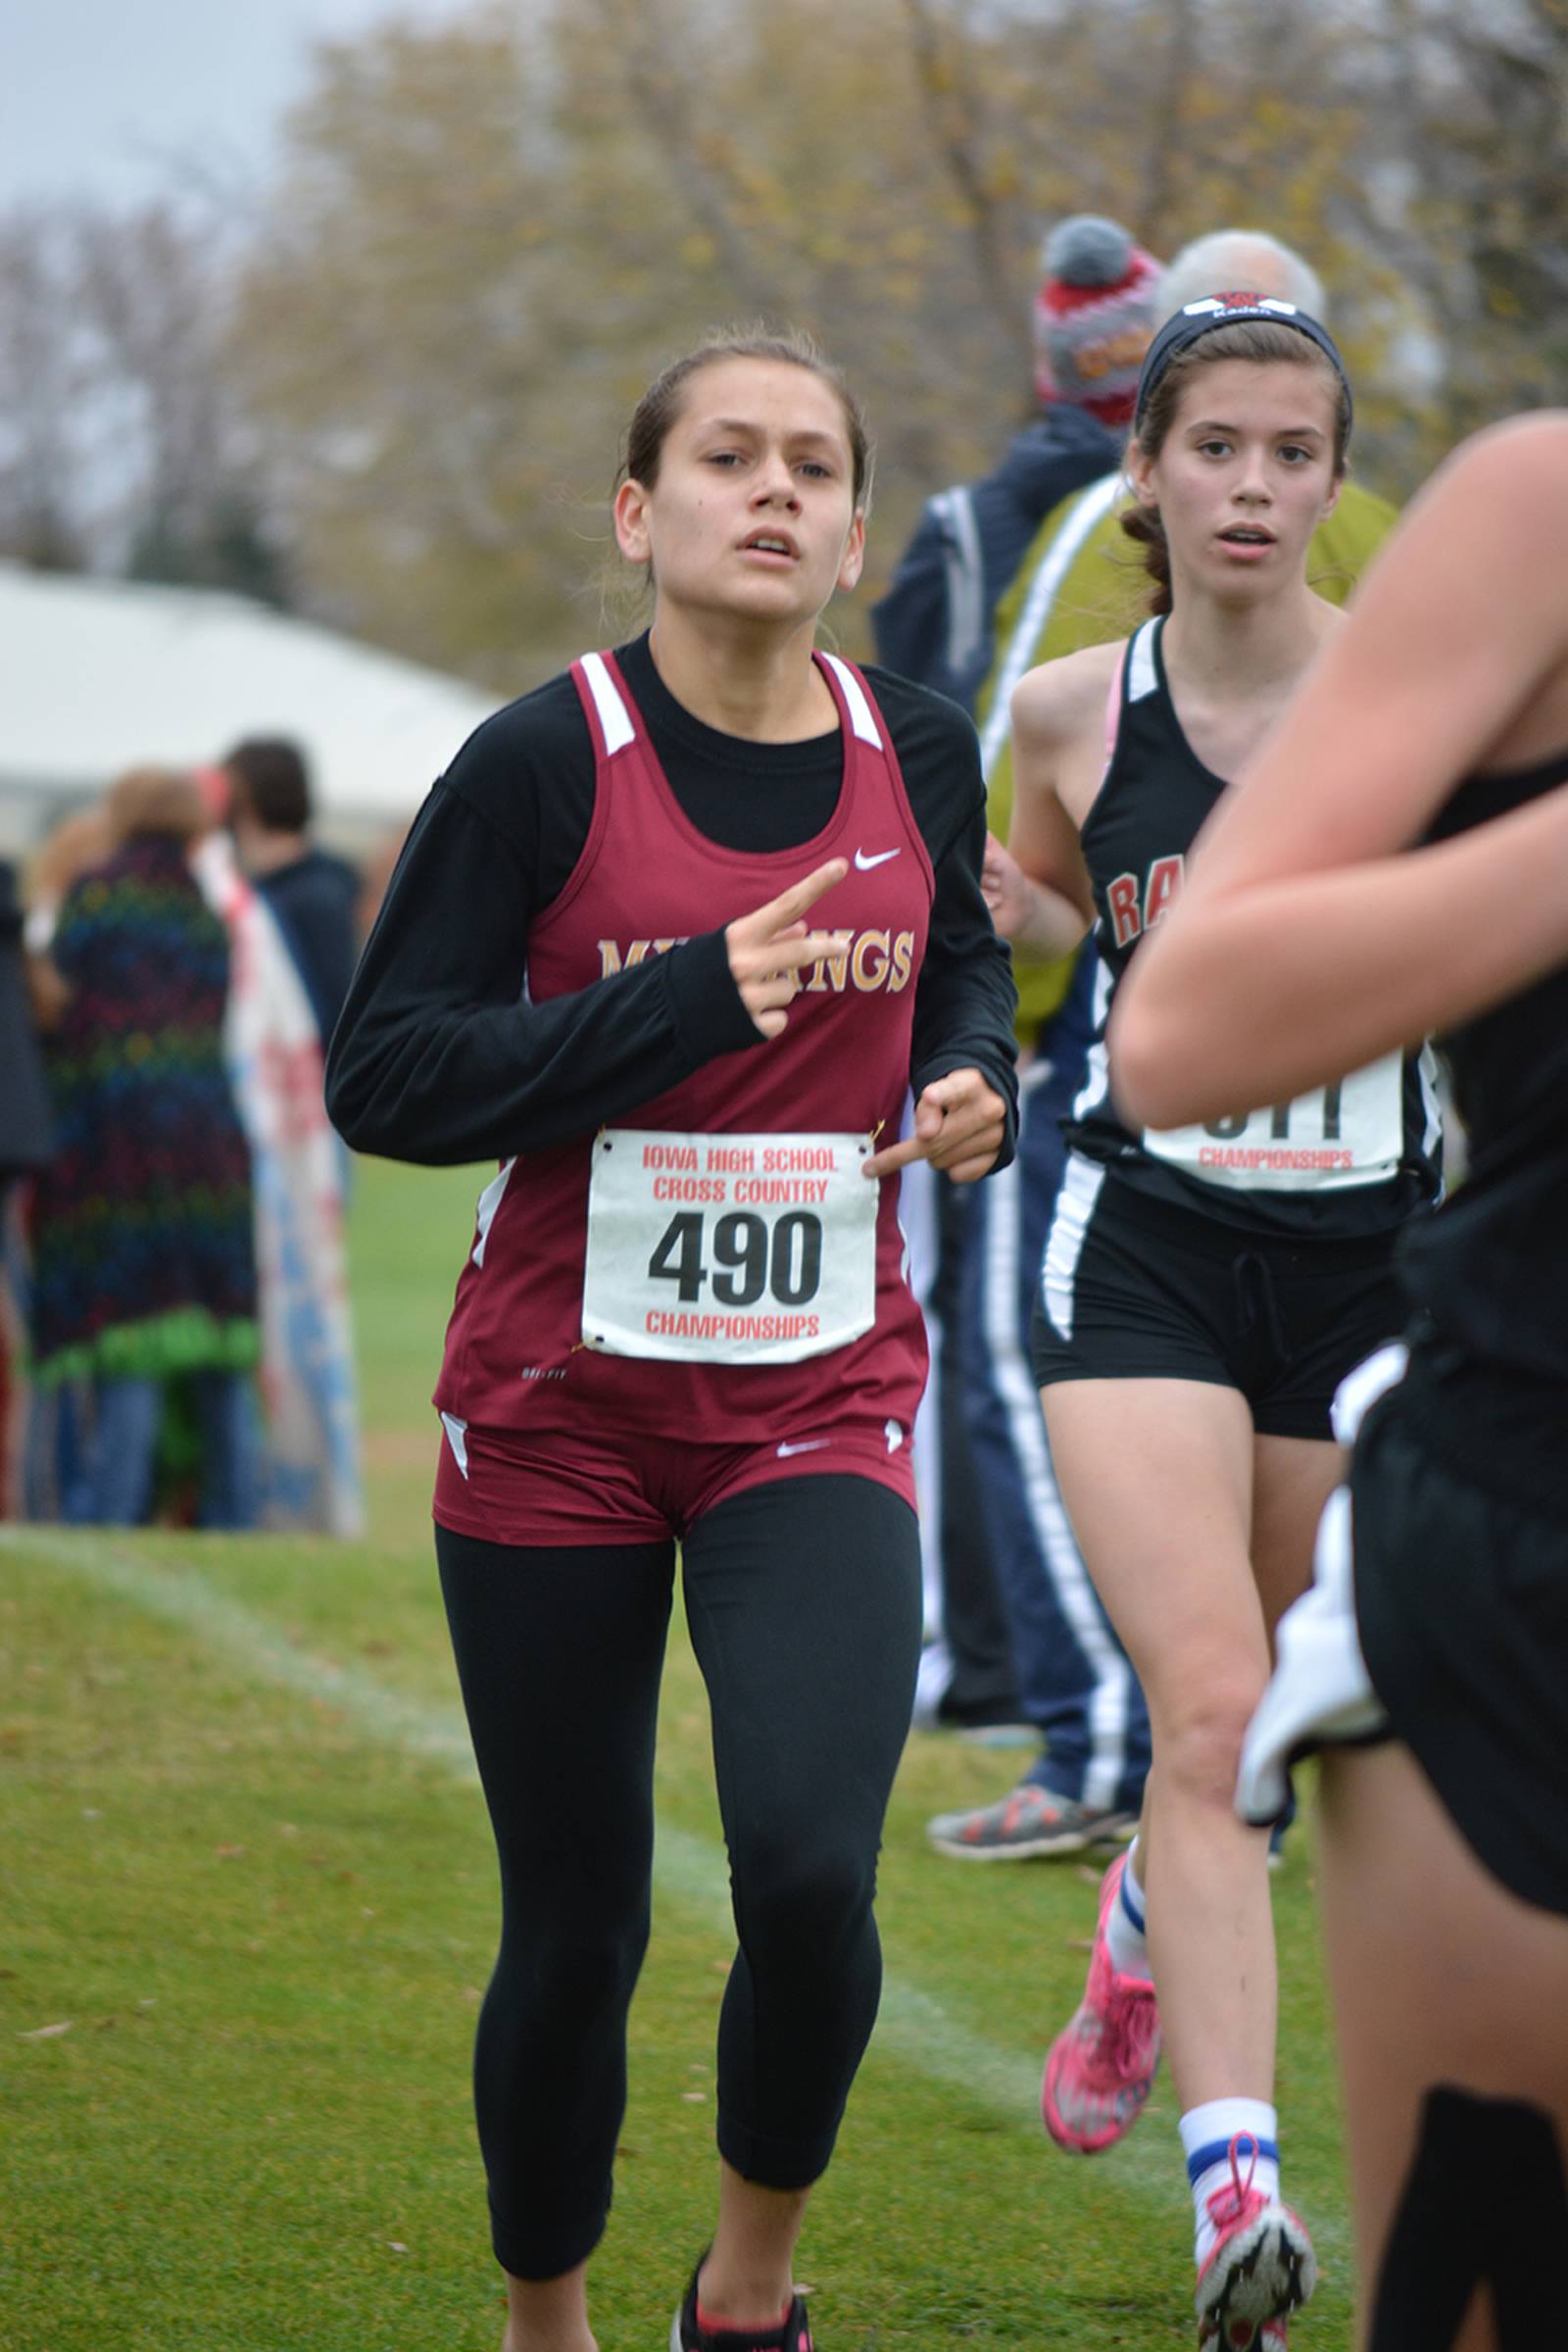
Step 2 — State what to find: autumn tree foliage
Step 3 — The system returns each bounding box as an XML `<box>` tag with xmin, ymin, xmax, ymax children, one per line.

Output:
<box><xmin>0</xmin><ymin>203</ymin><xmax>281</xmax><ymax>595</ymax></box>
<box><xmin>5</xmin><ymin>0</ymin><xmax>1567</xmax><ymax>684</ymax></box>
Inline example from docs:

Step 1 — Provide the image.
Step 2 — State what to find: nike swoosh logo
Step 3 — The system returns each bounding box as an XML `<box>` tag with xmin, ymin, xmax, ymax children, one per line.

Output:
<box><xmin>776</xmin><ymin>1439</ymin><xmax>831</xmax><ymax>1457</ymax></box>
<box><xmin>854</xmin><ymin>847</ymin><xmax>901</xmax><ymax>870</ymax></box>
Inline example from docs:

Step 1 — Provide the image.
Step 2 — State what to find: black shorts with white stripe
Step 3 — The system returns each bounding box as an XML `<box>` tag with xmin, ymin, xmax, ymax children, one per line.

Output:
<box><xmin>1029</xmin><ymin>1155</ymin><xmax>1407</xmax><ymax>1442</ymax></box>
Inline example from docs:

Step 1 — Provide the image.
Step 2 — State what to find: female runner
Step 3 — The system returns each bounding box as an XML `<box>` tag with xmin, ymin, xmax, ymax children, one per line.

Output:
<box><xmin>1113</xmin><ymin>410</ymin><xmax>1568</xmax><ymax>2351</ymax></box>
<box><xmin>325</xmin><ymin>328</ymin><xmax>1016</xmax><ymax>2352</ymax></box>
<box><xmin>1000</xmin><ymin>297</ymin><xmax>1442</xmax><ymax>2347</ymax></box>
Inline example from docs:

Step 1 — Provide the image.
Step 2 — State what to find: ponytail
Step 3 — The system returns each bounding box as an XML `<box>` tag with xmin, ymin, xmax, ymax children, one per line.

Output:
<box><xmin>1119</xmin><ymin>502</ymin><xmax>1173</xmax><ymax>617</ymax></box>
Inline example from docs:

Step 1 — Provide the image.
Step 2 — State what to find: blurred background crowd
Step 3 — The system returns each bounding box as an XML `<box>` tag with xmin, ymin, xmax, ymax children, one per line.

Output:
<box><xmin>0</xmin><ymin>738</ymin><xmax>374</xmax><ymax>1531</ymax></box>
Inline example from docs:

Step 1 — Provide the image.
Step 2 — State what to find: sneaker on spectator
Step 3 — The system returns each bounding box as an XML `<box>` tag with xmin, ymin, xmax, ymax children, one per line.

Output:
<box><xmin>927</xmin><ymin>1779</ymin><xmax>1136</xmax><ymax>1859</ymax></box>
<box><xmin>1041</xmin><ymin>1851</ymin><xmax>1160</xmax><ymax>2151</ymax></box>
<box><xmin>1195</xmin><ymin>2134</ymin><xmax>1316</xmax><ymax>2348</ymax></box>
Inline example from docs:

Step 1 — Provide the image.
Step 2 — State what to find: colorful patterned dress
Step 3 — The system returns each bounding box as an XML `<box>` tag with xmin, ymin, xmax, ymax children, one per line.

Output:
<box><xmin>28</xmin><ymin>835</ymin><xmax>258</xmax><ymax>1384</ymax></box>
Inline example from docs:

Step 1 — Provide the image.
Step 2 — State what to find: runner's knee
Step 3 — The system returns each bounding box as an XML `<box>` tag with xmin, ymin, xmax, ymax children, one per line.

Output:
<box><xmin>1152</xmin><ymin>1667</ymin><xmax>1269</xmax><ymax>1804</ymax></box>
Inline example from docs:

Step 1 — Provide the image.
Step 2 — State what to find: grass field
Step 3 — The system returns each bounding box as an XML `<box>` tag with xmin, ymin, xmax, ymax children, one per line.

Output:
<box><xmin>1</xmin><ymin>1157</ymin><xmax>1353</xmax><ymax>2351</ymax></box>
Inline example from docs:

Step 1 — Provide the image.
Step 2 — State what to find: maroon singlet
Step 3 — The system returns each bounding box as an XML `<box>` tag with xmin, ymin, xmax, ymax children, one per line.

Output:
<box><xmin>432</xmin><ymin>647</ymin><xmax>934</xmax><ymax>1540</ymax></box>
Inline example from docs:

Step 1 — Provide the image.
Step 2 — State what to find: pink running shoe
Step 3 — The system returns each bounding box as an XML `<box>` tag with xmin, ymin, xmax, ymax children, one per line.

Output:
<box><xmin>1041</xmin><ymin>1851</ymin><xmax>1160</xmax><ymax>2153</ymax></box>
<box><xmin>1195</xmin><ymin>2134</ymin><xmax>1317</xmax><ymax>2348</ymax></box>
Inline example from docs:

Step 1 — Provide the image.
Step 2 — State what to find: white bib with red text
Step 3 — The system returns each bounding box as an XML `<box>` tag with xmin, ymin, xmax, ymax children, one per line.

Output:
<box><xmin>1143</xmin><ymin>1052</ymin><xmax>1404</xmax><ymax>1192</ymax></box>
<box><xmin>582</xmin><ymin>1128</ymin><xmax>878</xmax><ymax>1361</ymax></box>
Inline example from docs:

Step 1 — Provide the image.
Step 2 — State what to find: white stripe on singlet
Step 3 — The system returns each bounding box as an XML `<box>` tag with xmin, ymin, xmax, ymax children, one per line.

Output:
<box><xmin>1069</xmin><ymin>957</ymin><xmax>1114</xmax><ymax>1132</ymax></box>
<box><xmin>818</xmin><ymin>652</ymin><xmax>883</xmax><ymax>747</ymax></box>
<box><xmin>578</xmin><ymin>650</ymin><xmax>636</xmax><ymax>755</ymax></box>
<box><xmin>1417</xmin><ymin>1042</ymin><xmax>1446</xmax><ymax>1192</ymax></box>
<box><xmin>470</xmin><ymin>1159</ymin><xmax>515</xmax><ymax>1268</ymax></box>
<box><xmin>1125</xmin><ymin>614</ymin><xmax>1159</xmax><ymax>704</ymax></box>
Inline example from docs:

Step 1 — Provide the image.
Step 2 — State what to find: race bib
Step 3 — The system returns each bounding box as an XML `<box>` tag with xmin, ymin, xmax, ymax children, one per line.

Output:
<box><xmin>581</xmin><ymin>1129</ymin><xmax>878</xmax><ymax>1362</ymax></box>
<box><xmin>1144</xmin><ymin>1052</ymin><xmax>1405</xmax><ymax>1193</ymax></box>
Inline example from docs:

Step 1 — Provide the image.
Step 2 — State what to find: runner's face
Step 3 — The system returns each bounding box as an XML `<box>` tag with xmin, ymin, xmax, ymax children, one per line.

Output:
<box><xmin>613</xmin><ymin>357</ymin><xmax>865</xmax><ymax>627</ymax></box>
<box><xmin>1129</xmin><ymin>358</ymin><xmax>1342</xmax><ymax>594</ymax></box>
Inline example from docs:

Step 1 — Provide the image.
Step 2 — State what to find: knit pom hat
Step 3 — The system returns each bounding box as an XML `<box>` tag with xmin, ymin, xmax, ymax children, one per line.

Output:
<box><xmin>1033</xmin><ymin>216</ymin><xmax>1165</xmax><ymax>425</ymax></box>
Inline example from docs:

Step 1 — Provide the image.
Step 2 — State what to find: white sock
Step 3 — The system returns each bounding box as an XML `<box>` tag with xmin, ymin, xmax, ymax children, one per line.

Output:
<box><xmin>1103</xmin><ymin>1844</ymin><xmax>1151</xmax><ymax>1981</ymax></box>
<box><xmin>1181</xmin><ymin>2098</ymin><xmax>1281</xmax><ymax>2271</ymax></box>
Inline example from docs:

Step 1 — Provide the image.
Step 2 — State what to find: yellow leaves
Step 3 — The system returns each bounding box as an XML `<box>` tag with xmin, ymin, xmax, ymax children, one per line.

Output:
<box><xmin>222</xmin><ymin>0</ymin><xmax>1563</xmax><ymax>676</ymax></box>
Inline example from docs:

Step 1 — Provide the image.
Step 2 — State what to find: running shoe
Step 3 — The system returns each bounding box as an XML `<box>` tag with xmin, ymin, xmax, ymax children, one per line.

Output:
<box><xmin>1195</xmin><ymin>2134</ymin><xmax>1317</xmax><ymax>2348</ymax></box>
<box><xmin>670</xmin><ymin>2258</ymin><xmax>812</xmax><ymax>2352</ymax></box>
<box><xmin>1040</xmin><ymin>1851</ymin><xmax>1161</xmax><ymax>2152</ymax></box>
<box><xmin>927</xmin><ymin>1780</ymin><xmax>1137</xmax><ymax>1859</ymax></box>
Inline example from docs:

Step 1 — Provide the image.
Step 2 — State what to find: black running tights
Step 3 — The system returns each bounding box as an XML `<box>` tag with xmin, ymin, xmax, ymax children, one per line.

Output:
<box><xmin>436</xmin><ymin>1473</ymin><xmax>923</xmax><ymax>2280</ymax></box>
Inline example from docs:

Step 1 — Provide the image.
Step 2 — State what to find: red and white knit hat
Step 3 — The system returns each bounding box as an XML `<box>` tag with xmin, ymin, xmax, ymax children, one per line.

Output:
<box><xmin>1033</xmin><ymin>215</ymin><xmax>1165</xmax><ymax>426</ymax></box>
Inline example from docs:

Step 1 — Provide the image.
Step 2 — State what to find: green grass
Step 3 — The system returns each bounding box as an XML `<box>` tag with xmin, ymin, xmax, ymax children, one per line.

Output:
<box><xmin>0</xmin><ymin>1158</ymin><xmax>1352</xmax><ymax>2350</ymax></box>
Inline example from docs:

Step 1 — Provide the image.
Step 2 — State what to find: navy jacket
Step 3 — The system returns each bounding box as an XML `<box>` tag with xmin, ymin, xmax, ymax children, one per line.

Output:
<box><xmin>871</xmin><ymin>405</ymin><xmax>1122</xmax><ymax>714</ymax></box>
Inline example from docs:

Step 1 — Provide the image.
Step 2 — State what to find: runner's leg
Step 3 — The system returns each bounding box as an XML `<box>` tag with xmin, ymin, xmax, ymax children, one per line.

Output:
<box><xmin>680</xmin><ymin>1472</ymin><xmax>922</xmax><ymax>2324</ymax></box>
<box><xmin>1042</xmin><ymin>1377</ymin><xmax>1271</xmax><ymax>2104</ymax></box>
<box><xmin>437</xmin><ymin>1525</ymin><xmax>675</xmax><ymax>2346</ymax></box>
<box><xmin>1320</xmin><ymin>1741</ymin><xmax>1568</xmax><ymax>2351</ymax></box>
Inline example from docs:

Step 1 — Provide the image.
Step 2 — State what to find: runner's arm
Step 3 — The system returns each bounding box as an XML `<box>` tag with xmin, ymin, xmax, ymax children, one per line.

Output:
<box><xmin>325</xmin><ymin>779</ymin><xmax>761</xmax><ymax>1165</ymax></box>
<box><xmin>1003</xmin><ymin>651</ymin><xmax>1106</xmax><ymax>958</ymax></box>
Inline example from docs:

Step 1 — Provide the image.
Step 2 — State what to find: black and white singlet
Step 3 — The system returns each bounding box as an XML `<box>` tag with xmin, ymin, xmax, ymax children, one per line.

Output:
<box><xmin>1065</xmin><ymin>616</ymin><xmax>1444</xmax><ymax>1236</ymax></box>
<box><xmin>1348</xmin><ymin>748</ymin><xmax>1568</xmax><ymax>1914</ymax></box>
<box><xmin>1396</xmin><ymin>751</ymin><xmax>1568</xmax><ymax>1380</ymax></box>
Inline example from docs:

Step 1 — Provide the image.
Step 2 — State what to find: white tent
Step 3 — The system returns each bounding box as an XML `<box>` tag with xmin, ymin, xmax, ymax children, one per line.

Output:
<box><xmin>0</xmin><ymin>562</ymin><xmax>504</xmax><ymax>851</ymax></box>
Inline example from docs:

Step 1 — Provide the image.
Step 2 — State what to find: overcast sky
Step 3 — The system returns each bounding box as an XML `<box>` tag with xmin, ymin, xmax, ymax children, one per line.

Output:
<box><xmin>2</xmin><ymin>0</ymin><xmax>477</xmax><ymax>213</ymax></box>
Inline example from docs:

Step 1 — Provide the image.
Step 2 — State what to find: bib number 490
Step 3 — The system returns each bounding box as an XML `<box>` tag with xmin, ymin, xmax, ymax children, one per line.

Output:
<box><xmin>649</xmin><ymin>1209</ymin><xmax>823</xmax><ymax>1308</ymax></box>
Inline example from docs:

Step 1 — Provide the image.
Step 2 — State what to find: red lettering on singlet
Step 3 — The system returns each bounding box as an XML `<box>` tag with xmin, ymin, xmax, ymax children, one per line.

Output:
<box><xmin>1107</xmin><ymin>872</ymin><xmax>1142</xmax><ymax>949</ymax></box>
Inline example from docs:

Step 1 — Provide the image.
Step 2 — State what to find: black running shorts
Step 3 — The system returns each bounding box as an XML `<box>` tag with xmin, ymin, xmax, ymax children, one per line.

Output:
<box><xmin>1352</xmin><ymin>1333</ymin><xmax>1568</xmax><ymax>1917</ymax></box>
<box><xmin>1030</xmin><ymin>1154</ymin><xmax>1408</xmax><ymax>1441</ymax></box>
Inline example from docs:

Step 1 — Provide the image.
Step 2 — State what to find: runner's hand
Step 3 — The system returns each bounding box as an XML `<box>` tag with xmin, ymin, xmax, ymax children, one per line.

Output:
<box><xmin>726</xmin><ymin>858</ymin><xmax>849</xmax><ymax>1039</ymax></box>
<box><xmin>981</xmin><ymin>831</ymin><xmax>1036</xmax><ymax>940</ymax></box>
<box><xmin>862</xmin><ymin>1068</ymin><xmax>1006</xmax><ymax>1185</ymax></box>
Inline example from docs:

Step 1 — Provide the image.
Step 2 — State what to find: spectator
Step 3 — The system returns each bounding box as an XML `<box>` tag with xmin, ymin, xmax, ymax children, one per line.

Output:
<box><xmin>874</xmin><ymin>215</ymin><xmax>1165</xmax><ymax>1740</ymax></box>
<box><xmin>0</xmin><ymin>857</ymin><xmax>55</xmax><ymax>1515</ymax></box>
<box><xmin>192</xmin><ymin>773</ymin><xmax>365</xmax><ymax>1540</ymax></box>
<box><xmin>27</xmin><ymin>767</ymin><xmax>260</xmax><ymax>1528</ymax></box>
<box><xmin>874</xmin><ymin>214</ymin><xmax>1164</xmax><ymax>710</ymax></box>
<box><xmin>15</xmin><ymin>805</ymin><xmax>115</xmax><ymax>1520</ymax></box>
<box><xmin>223</xmin><ymin>737</ymin><xmax>362</xmax><ymax>1047</ymax></box>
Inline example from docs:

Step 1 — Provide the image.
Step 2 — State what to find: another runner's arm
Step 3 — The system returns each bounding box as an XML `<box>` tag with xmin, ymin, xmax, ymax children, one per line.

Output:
<box><xmin>1113</xmin><ymin>414</ymin><xmax>1568</xmax><ymax>1129</ymax></box>
<box><xmin>326</xmin><ymin>778</ymin><xmax>764</xmax><ymax>1166</ymax></box>
<box><xmin>1001</xmin><ymin>649</ymin><xmax>1109</xmax><ymax>957</ymax></box>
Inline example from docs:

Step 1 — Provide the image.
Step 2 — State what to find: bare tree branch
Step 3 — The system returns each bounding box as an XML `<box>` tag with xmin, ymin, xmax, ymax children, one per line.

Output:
<box><xmin>897</xmin><ymin>0</ymin><xmax>1022</xmax><ymax>343</ymax></box>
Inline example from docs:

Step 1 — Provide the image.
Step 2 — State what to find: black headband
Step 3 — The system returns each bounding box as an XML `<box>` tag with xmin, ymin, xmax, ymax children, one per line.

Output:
<box><xmin>1134</xmin><ymin>294</ymin><xmax>1352</xmax><ymax>442</ymax></box>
